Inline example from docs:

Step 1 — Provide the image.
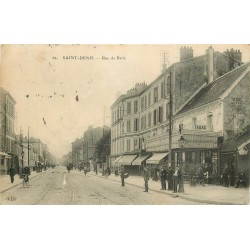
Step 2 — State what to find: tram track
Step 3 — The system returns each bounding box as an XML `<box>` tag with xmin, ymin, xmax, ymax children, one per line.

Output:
<box><xmin>33</xmin><ymin>170</ymin><xmax>75</xmax><ymax>205</ymax></box>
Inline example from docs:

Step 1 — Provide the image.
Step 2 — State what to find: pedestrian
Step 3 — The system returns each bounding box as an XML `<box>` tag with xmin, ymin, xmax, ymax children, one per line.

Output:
<box><xmin>106</xmin><ymin>166</ymin><xmax>111</xmax><ymax>176</ymax></box>
<box><xmin>8</xmin><ymin>166</ymin><xmax>16</xmax><ymax>184</ymax></box>
<box><xmin>222</xmin><ymin>163</ymin><xmax>230</xmax><ymax>187</ymax></box>
<box><xmin>173</xmin><ymin>166</ymin><xmax>180</xmax><ymax>193</ymax></box>
<box><xmin>143</xmin><ymin>166</ymin><xmax>149</xmax><ymax>192</ymax></box>
<box><xmin>120</xmin><ymin>166</ymin><xmax>125</xmax><ymax>186</ymax></box>
<box><xmin>198</xmin><ymin>165</ymin><xmax>205</xmax><ymax>186</ymax></box>
<box><xmin>167</xmin><ymin>166</ymin><xmax>174</xmax><ymax>190</ymax></box>
<box><xmin>236</xmin><ymin>169</ymin><xmax>246</xmax><ymax>188</ymax></box>
<box><xmin>23</xmin><ymin>166</ymin><xmax>31</xmax><ymax>183</ymax></box>
<box><xmin>160</xmin><ymin>166</ymin><xmax>167</xmax><ymax>190</ymax></box>
<box><xmin>152</xmin><ymin>167</ymin><xmax>158</xmax><ymax>181</ymax></box>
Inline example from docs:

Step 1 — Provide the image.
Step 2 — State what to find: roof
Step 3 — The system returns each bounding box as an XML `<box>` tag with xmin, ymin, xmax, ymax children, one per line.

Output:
<box><xmin>176</xmin><ymin>62</ymin><xmax>250</xmax><ymax>116</ymax></box>
<box><xmin>222</xmin><ymin>126</ymin><xmax>250</xmax><ymax>152</ymax></box>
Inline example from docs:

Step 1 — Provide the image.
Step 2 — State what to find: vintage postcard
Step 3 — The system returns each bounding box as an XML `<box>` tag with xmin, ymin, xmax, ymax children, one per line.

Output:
<box><xmin>0</xmin><ymin>44</ymin><xmax>249</xmax><ymax>205</ymax></box>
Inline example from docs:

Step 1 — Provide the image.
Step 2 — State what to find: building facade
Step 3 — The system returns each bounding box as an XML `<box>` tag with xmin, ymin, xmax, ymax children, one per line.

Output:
<box><xmin>174</xmin><ymin>62</ymin><xmax>250</xmax><ymax>184</ymax></box>
<box><xmin>0</xmin><ymin>87</ymin><xmax>17</xmax><ymax>175</ymax></box>
<box><xmin>111</xmin><ymin>46</ymin><xmax>245</xmax><ymax>176</ymax></box>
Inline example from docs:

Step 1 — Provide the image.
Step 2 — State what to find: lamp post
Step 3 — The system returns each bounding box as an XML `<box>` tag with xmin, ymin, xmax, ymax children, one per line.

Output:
<box><xmin>178</xmin><ymin>135</ymin><xmax>185</xmax><ymax>193</ymax></box>
<box><xmin>21</xmin><ymin>150</ymin><xmax>24</xmax><ymax>174</ymax></box>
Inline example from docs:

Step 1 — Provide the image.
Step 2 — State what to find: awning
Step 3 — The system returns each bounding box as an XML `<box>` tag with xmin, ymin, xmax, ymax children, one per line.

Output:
<box><xmin>132</xmin><ymin>155</ymin><xmax>151</xmax><ymax>165</ymax></box>
<box><xmin>113</xmin><ymin>155</ymin><xmax>123</xmax><ymax>165</ymax></box>
<box><xmin>117</xmin><ymin>155</ymin><xmax>138</xmax><ymax>165</ymax></box>
<box><xmin>146</xmin><ymin>152</ymin><xmax>168</xmax><ymax>165</ymax></box>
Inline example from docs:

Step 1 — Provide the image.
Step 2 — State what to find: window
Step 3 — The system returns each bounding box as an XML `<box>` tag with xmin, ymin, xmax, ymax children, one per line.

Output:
<box><xmin>134</xmin><ymin>138</ymin><xmax>138</xmax><ymax>149</ymax></box>
<box><xmin>192</xmin><ymin>117</ymin><xmax>197</xmax><ymax>130</ymax></box>
<box><xmin>141</xmin><ymin>96</ymin><xmax>144</xmax><ymax>110</ymax></box>
<box><xmin>144</xmin><ymin>95</ymin><xmax>147</xmax><ymax>109</ymax></box>
<box><xmin>153</xmin><ymin>109</ymin><xmax>157</xmax><ymax>125</ymax></box>
<box><xmin>127</xmin><ymin>139</ymin><xmax>131</xmax><ymax>152</ymax></box>
<box><xmin>141</xmin><ymin>115</ymin><xmax>146</xmax><ymax>130</ymax></box>
<box><xmin>134</xmin><ymin>118</ymin><xmax>139</xmax><ymax>132</ymax></box>
<box><xmin>148</xmin><ymin>92</ymin><xmax>151</xmax><ymax>107</ymax></box>
<box><xmin>207</xmin><ymin>114</ymin><xmax>213</xmax><ymax>131</ymax></box>
<box><xmin>161</xmin><ymin>82</ymin><xmax>164</xmax><ymax>99</ymax></box>
<box><xmin>154</xmin><ymin>87</ymin><xmax>158</xmax><ymax>103</ymax></box>
<box><xmin>127</xmin><ymin>102</ymin><xmax>131</xmax><ymax>115</ymax></box>
<box><xmin>127</xmin><ymin>120</ymin><xmax>131</xmax><ymax>132</ymax></box>
<box><xmin>166</xmin><ymin>103</ymin><xmax>169</xmax><ymax>120</ymax></box>
<box><xmin>158</xmin><ymin>106</ymin><xmax>163</xmax><ymax>123</ymax></box>
<box><xmin>121</xmin><ymin>121</ymin><xmax>124</xmax><ymax>134</ymax></box>
<box><xmin>148</xmin><ymin>112</ymin><xmax>152</xmax><ymax>127</ymax></box>
<box><xmin>134</xmin><ymin>100</ymin><xmax>138</xmax><ymax>113</ymax></box>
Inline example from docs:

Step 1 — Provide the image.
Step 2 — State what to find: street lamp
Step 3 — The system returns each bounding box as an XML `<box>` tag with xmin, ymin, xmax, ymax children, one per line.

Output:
<box><xmin>21</xmin><ymin>150</ymin><xmax>24</xmax><ymax>174</ymax></box>
<box><xmin>178</xmin><ymin>135</ymin><xmax>185</xmax><ymax>193</ymax></box>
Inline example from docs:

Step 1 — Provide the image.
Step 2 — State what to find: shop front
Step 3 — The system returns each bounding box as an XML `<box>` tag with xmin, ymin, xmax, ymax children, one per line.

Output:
<box><xmin>146</xmin><ymin>152</ymin><xmax>169</xmax><ymax>180</ymax></box>
<box><xmin>171</xmin><ymin>131</ymin><xmax>222</xmax><ymax>184</ymax></box>
<box><xmin>117</xmin><ymin>154</ymin><xmax>138</xmax><ymax>176</ymax></box>
<box><xmin>131</xmin><ymin>154</ymin><xmax>151</xmax><ymax>176</ymax></box>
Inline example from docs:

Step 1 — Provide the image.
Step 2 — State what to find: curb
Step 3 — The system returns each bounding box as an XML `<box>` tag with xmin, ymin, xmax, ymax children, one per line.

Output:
<box><xmin>89</xmin><ymin>172</ymin><xmax>247</xmax><ymax>205</ymax></box>
<box><xmin>0</xmin><ymin>172</ymin><xmax>44</xmax><ymax>194</ymax></box>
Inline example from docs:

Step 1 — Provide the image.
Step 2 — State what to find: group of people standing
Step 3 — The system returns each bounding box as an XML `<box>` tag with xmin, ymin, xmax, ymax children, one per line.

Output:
<box><xmin>8</xmin><ymin>165</ymin><xmax>31</xmax><ymax>184</ymax></box>
<box><xmin>143</xmin><ymin>165</ymin><xmax>183</xmax><ymax>193</ymax></box>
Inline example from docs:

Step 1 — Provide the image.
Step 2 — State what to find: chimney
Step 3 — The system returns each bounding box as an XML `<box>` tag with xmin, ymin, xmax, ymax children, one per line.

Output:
<box><xmin>180</xmin><ymin>46</ymin><xmax>193</xmax><ymax>62</ymax></box>
<box><xmin>206</xmin><ymin>46</ymin><xmax>214</xmax><ymax>84</ymax></box>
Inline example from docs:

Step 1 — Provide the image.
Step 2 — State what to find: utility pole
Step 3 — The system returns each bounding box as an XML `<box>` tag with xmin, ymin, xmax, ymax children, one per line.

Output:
<box><xmin>28</xmin><ymin>126</ymin><xmax>30</xmax><ymax>166</ymax></box>
<box><xmin>162</xmin><ymin>51</ymin><xmax>173</xmax><ymax>169</ymax></box>
<box><xmin>168</xmin><ymin>66</ymin><xmax>173</xmax><ymax>169</ymax></box>
<box><xmin>102</xmin><ymin>107</ymin><xmax>106</xmax><ymax>176</ymax></box>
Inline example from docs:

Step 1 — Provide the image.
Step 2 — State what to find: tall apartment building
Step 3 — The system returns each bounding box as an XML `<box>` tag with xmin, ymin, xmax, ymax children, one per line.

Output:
<box><xmin>111</xmin><ymin>46</ymin><xmax>244</xmax><ymax>175</ymax></box>
<box><xmin>0</xmin><ymin>87</ymin><xmax>17</xmax><ymax>175</ymax></box>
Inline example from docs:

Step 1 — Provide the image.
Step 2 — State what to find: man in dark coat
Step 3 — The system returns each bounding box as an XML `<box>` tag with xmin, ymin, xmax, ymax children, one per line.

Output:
<box><xmin>160</xmin><ymin>166</ymin><xmax>167</xmax><ymax>190</ymax></box>
<box><xmin>8</xmin><ymin>166</ymin><xmax>16</xmax><ymax>184</ymax></box>
<box><xmin>236</xmin><ymin>169</ymin><xmax>246</xmax><ymax>188</ymax></box>
<box><xmin>173</xmin><ymin>166</ymin><xmax>180</xmax><ymax>193</ymax></box>
<box><xmin>222</xmin><ymin>163</ymin><xmax>230</xmax><ymax>187</ymax></box>
<box><xmin>120</xmin><ymin>166</ymin><xmax>125</xmax><ymax>186</ymax></box>
<box><xmin>167</xmin><ymin>166</ymin><xmax>174</xmax><ymax>191</ymax></box>
<box><xmin>143</xmin><ymin>166</ymin><xmax>149</xmax><ymax>192</ymax></box>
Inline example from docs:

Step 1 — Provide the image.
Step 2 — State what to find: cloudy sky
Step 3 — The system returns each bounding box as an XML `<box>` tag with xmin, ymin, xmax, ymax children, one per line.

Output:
<box><xmin>0</xmin><ymin>44</ymin><xmax>249</xmax><ymax>158</ymax></box>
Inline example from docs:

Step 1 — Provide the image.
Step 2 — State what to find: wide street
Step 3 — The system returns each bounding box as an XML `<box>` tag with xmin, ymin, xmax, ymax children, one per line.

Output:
<box><xmin>0</xmin><ymin>166</ymin><xmax>203</xmax><ymax>205</ymax></box>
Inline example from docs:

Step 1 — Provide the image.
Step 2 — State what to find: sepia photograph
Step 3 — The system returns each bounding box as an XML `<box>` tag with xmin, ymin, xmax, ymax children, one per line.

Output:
<box><xmin>0</xmin><ymin>44</ymin><xmax>249</xmax><ymax>205</ymax></box>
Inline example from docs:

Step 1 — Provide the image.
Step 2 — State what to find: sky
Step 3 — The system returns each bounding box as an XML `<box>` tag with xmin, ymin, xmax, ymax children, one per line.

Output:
<box><xmin>0</xmin><ymin>44</ymin><xmax>249</xmax><ymax>158</ymax></box>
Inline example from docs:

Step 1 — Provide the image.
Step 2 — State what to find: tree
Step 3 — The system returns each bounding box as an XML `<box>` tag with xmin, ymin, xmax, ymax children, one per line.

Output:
<box><xmin>94</xmin><ymin>129</ymin><xmax>111</xmax><ymax>163</ymax></box>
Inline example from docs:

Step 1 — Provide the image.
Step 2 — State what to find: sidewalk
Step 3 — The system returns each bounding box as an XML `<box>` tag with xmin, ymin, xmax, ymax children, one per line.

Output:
<box><xmin>90</xmin><ymin>172</ymin><xmax>250</xmax><ymax>205</ymax></box>
<box><xmin>0</xmin><ymin>171</ymin><xmax>44</xmax><ymax>193</ymax></box>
